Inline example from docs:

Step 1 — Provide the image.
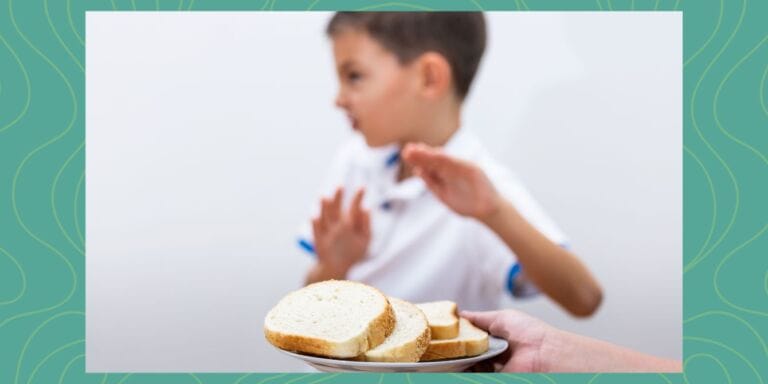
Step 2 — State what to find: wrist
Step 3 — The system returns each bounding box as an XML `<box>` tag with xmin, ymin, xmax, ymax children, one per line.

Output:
<box><xmin>535</xmin><ymin>327</ymin><xmax>567</xmax><ymax>373</ymax></box>
<box><xmin>478</xmin><ymin>194</ymin><xmax>508</xmax><ymax>229</ymax></box>
<box><xmin>316</xmin><ymin>260</ymin><xmax>351</xmax><ymax>280</ymax></box>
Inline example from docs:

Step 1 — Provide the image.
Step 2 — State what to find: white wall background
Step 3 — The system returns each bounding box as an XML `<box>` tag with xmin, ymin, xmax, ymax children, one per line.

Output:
<box><xmin>86</xmin><ymin>12</ymin><xmax>681</xmax><ymax>372</ymax></box>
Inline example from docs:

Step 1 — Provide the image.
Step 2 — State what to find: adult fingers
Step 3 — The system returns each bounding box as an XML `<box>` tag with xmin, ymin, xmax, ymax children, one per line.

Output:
<box><xmin>461</xmin><ymin>310</ymin><xmax>511</xmax><ymax>340</ymax></box>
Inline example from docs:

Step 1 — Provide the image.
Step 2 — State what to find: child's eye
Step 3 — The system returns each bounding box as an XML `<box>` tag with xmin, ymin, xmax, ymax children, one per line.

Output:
<box><xmin>347</xmin><ymin>72</ymin><xmax>362</xmax><ymax>83</ymax></box>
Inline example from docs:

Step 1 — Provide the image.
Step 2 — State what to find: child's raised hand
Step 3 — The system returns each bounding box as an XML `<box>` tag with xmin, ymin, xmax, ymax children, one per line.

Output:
<box><xmin>311</xmin><ymin>186</ymin><xmax>371</xmax><ymax>279</ymax></box>
<box><xmin>402</xmin><ymin>143</ymin><xmax>502</xmax><ymax>222</ymax></box>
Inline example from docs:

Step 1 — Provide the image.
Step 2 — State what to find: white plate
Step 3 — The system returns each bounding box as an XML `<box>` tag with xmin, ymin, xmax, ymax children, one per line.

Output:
<box><xmin>275</xmin><ymin>337</ymin><xmax>508</xmax><ymax>372</ymax></box>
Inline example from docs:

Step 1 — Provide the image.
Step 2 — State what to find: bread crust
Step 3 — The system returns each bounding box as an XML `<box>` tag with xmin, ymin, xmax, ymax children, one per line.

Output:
<box><xmin>264</xmin><ymin>280</ymin><xmax>396</xmax><ymax>358</ymax></box>
<box><xmin>363</xmin><ymin>298</ymin><xmax>432</xmax><ymax>362</ymax></box>
<box><xmin>430</xmin><ymin>322</ymin><xmax>460</xmax><ymax>340</ymax></box>
<box><xmin>419</xmin><ymin>340</ymin><xmax>466</xmax><ymax>361</ymax></box>
<box><xmin>419</xmin><ymin>319</ymin><xmax>489</xmax><ymax>361</ymax></box>
<box><xmin>418</xmin><ymin>301</ymin><xmax>459</xmax><ymax>340</ymax></box>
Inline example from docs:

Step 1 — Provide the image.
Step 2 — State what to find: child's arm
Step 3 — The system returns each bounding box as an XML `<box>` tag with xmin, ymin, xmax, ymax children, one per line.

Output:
<box><xmin>304</xmin><ymin>187</ymin><xmax>371</xmax><ymax>285</ymax></box>
<box><xmin>478</xmin><ymin>197</ymin><xmax>602</xmax><ymax>316</ymax></box>
<box><xmin>402</xmin><ymin>144</ymin><xmax>602</xmax><ymax>317</ymax></box>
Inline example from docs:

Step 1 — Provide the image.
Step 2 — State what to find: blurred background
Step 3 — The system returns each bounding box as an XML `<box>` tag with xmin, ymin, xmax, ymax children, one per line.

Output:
<box><xmin>86</xmin><ymin>11</ymin><xmax>681</xmax><ymax>371</ymax></box>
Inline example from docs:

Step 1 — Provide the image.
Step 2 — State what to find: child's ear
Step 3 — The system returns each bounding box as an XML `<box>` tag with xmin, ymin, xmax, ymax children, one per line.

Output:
<box><xmin>417</xmin><ymin>52</ymin><xmax>452</xmax><ymax>99</ymax></box>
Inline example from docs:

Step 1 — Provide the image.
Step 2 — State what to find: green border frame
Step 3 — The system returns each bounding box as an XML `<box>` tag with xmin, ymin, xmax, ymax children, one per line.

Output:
<box><xmin>1</xmin><ymin>0</ymin><xmax>766</xmax><ymax>383</ymax></box>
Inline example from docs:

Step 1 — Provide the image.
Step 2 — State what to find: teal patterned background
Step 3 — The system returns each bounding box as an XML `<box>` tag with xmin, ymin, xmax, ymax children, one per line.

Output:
<box><xmin>0</xmin><ymin>0</ymin><xmax>765</xmax><ymax>383</ymax></box>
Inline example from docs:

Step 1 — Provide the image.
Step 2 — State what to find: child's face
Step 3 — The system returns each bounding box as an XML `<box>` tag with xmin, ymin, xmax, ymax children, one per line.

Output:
<box><xmin>331</xmin><ymin>30</ymin><xmax>421</xmax><ymax>147</ymax></box>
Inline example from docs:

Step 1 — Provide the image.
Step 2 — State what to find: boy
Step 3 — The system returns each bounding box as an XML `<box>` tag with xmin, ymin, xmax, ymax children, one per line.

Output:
<box><xmin>298</xmin><ymin>12</ymin><xmax>602</xmax><ymax>316</ymax></box>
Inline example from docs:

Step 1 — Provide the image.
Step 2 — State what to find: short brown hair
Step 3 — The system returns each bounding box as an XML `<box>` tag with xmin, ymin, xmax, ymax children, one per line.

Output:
<box><xmin>327</xmin><ymin>12</ymin><xmax>486</xmax><ymax>100</ymax></box>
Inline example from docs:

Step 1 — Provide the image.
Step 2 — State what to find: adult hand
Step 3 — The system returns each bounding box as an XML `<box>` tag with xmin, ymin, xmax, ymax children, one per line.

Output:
<box><xmin>461</xmin><ymin>309</ymin><xmax>682</xmax><ymax>373</ymax></box>
<box><xmin>461</xmin><ymin>309</ymin><xmax>551</xmax><ymax>372</ymax></box>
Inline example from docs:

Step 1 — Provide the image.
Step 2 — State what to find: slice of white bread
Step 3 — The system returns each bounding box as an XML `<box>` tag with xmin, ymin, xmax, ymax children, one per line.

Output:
<box><xmin>264</xmin><ymin>280</ymin><xmax>395</xmax><ymax>358</ymax></box>
<box><xmin>419</xmin><ymin>318</ymin><xmax>489</xmax><ymax>361</ymax></box>
<box><xmin>362</xmin><ymin>297</ymin><xmax>431</xmax><ymax>362</ymax></box>
<box><xmin>416</xmin><ymin>301</ymin><xmax>459</xmax><ymax>340</ymax></box>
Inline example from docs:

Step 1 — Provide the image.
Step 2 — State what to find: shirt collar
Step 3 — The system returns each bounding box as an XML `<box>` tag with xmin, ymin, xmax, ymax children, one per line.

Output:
<box><xmin>382</xmin><ymin>127</ymin><xmax>471</xmax><ymax>168</ymax></box>
<box><xmin>380</xmin><ymin>128</ymin><xmax>472</xmax><ymax>205</ymax></box>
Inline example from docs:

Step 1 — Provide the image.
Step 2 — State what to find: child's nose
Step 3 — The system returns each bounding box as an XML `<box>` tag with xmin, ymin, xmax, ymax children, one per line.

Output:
<box><xmin>335</xmin><ymin>91</ymin><xmax>349</xmax><ymax>110</ymax></box>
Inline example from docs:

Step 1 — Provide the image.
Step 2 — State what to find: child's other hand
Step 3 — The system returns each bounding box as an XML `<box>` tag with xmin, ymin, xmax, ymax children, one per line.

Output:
<box><xmin>312</xmin><ymin>187</ymin><xmax>371</xmax><ymax>279</ymax></box>
<box><xmin>402</xmin><ymin>143</ymin><xmax>502</xmax><ymax>222</ymax></box>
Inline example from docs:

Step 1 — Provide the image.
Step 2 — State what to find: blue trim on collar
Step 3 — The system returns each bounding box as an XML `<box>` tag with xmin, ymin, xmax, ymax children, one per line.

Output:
<box><xmin>385</xmin><ymin>151</ymin><xmax>400</xmax><ymax>167</ymax></box>
<box><xmin>297</xmin><ymin>238</ymin><xmax>315</xmax><ymax>256</ymax></box>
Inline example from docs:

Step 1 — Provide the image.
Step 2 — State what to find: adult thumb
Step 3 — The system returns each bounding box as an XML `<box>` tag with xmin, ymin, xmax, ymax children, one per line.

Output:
<box><xmin>461</xmin><ymin>310</ymin><xmax>510</xmax><ymax>340</ymax></box>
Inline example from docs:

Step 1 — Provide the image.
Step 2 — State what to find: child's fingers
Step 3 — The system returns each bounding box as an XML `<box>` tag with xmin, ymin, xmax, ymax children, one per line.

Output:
<box><xmin>353</xmin><ymin>207</ymin><xmax>370</xmax><ymax>235</ymax></box>
<box><xmin>404</xmin><ymin>143</ymin><xmax>466</xmax><ymax>178</ymax></box>
<box><xmin>328</xmin><ymin>187</ymin><xmax>343</xmax><ymax>222</ymax></box>
<box><xmin>320</xmin><ymin>197</ymin><xmax>332</xmax><ymax>227</ymax></box>
<box><xmin>351</xmin><ymin>187</ymin><xmax>366</xmax><ymax>210</ymax></box>
<box><xmin>312</xmin><ymin>217</ymin><xmax>323</xmax><ymax>239</ymax></box>
<box><xmin>416</xmin><ymin>167</ymin><xmax>444</xmax><ymax>195</ymax></box>
<box><xmin>414</xmin><ymin>179</ymin><xmax>448</xmax><ymax>209</ymax></box>
<box><xmin>311</xmin><ymin>218</ymin><xmax>329</xmax><ymax>263</ymax></box>
<box><xmin>360</xmin><ymin>209</ymin><xmax>371</xmax><ymax>237</ymax></box>
<box><xmin>402</xmin><ymin>144</ymin><xmax>442</xmax><ymax>170</ymax></box>
<box><xmin>350</xmin><ymin>187</ymin><xmax>366</xmax><ymax>228</ymax></box>
<box><xmin>429</xmin><ymin>151</ymin><xmax>467</xmax><ymax>174</ymax></box>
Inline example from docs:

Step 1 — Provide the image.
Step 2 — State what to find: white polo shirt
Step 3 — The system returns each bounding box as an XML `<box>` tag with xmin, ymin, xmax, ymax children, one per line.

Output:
<box><xmin>298</xmin><ymin>129</ymin><xmax>568</xmax><ymax>311</ymax></box>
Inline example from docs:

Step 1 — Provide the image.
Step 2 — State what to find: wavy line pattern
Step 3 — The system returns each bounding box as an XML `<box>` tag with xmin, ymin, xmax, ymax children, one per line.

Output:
<box><xmin>0</xmin><ymin>0</ymin><xmax>764</xmax><ymax>383</ymax></box>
